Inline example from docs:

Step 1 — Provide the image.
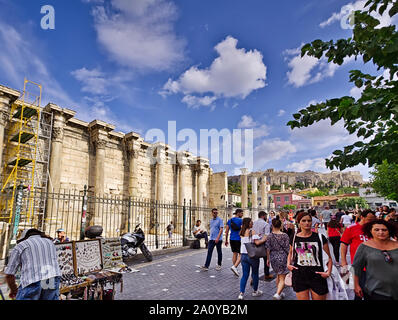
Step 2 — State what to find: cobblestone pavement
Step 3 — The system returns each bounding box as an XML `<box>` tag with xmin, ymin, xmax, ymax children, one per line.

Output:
<box><xmin>116</xmin><ymin>247</ymin><xmax>297</xmax><ymax>301</ymax></box>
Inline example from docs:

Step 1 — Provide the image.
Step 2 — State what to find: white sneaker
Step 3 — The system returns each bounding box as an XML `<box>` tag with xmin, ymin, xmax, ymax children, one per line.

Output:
<box><xmin>252</xmin><ymin>290</ymin><xmax>263</xmax><ymax>297</ymax></box>
<box><xmin>273</xmin><ymin>293</ymin><xmax>281</xmax><ymax>300</ymax></box>
<box><xmin>230</xmin><ymin>265</ymin><xmax>239</xmax><ymax>276</ymax></box>
<box><xmin>215</xmin><ymin>265</ymin><xmax>222</xmax><ymax>271</ymax></box>
<box><xmin>238</xmin><ymin>293</ymin><xmax>244</xmax><ymax>300</ymax></box>
<box><xmin>200</xmin><ymin>266</ymin><xmax>209</xmax><ymax>271</ymax></box>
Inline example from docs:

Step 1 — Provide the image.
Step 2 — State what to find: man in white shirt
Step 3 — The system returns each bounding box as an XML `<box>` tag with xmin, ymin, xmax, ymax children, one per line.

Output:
<box><xmin>252</xmin><ymin>211</ymin><xmax>273</xmax><ymax>280</ymax></box>
<box><xmin>193</xmin><ymin>220</ymin><xmax>208</xmax><ymax>248</ymax></box>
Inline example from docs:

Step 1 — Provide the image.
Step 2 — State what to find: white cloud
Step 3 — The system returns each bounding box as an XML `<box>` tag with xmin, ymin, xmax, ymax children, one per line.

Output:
<box><xmin>161</xmin><ymin>36</ymin><xmax>267</xmax><ymax>107</ymax></box>
<box><xmin>238</xmin><ymin>115</ymin><xmax>257</xmax><ymax>128</ymax></box>
<box><xmin>284</xmin><ymin>45</ymin><xmax>345</xmax><ymax>88</ymax></box>
<box><xmin>320</xmin><ymin>0</ymin><xmax>398</xmax><ymax>29</ymax></box>
<box><xmin>181</xmin><ymin>95</ymin><xmax>217</xmax><ymax>109</ymax></box>
<box><xmin>71</xmin><ymin>67</ymin><xmax>108</xmax><ymax>95</ymax></box>
<box><xmin>237</xmin><ymin>115</ymin><xmax>269</xmax><ymax>139</ymax></box>
<box><xmin>90</xmin><ymin>0</ymin><xmax>185</xmax><ymax>71</ymax></box>
<box><xmin>254</xmin><ymin>139</ymin><xmax>297</xmax><ymax>169</ymax></box>
<box><xmin>0</xmin><ymin>22</ymin><xmax>77</xmax><ymax>109</ymax></box>
<box><xmin>350</xmin><ymin>85</ymin><xmax>363</xmax><ymax>99</ymax></box>
<box><xmin>287</xmin><ymin>157</ymin><xmax>328</xmax><ymax>172</ymax></box>
<box><xmin>278</xmin><ymin>109</ymin><xmax>286</xmax><ymax>117</ymax></box>
<box><xmin>290</xmin><ymin>118</ymin><xmax>357</xmax><ymax>150</ymax></box>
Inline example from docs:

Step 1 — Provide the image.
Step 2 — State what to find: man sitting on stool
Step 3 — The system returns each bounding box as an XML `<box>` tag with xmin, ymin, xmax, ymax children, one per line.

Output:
<box><xmin>193</xmin><ymin>220</ymin><xmax>208</xmax><ymax>248</ymax></box>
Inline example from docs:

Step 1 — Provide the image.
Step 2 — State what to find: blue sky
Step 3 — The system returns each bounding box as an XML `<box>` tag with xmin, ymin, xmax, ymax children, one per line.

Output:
<box><xmin>1</xmin><ymin>0</ymin><xmax>396</xmax><ymax>180</ymax></box>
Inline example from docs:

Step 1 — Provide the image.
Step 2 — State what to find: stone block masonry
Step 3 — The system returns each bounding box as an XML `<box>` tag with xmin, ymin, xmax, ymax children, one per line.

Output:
<box><xmin>0</xmin><ymin>84</ymin><xmax>228</xmax><ymax>234</ymax></box>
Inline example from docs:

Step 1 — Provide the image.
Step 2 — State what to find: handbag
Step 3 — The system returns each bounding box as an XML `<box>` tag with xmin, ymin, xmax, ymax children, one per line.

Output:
<box><xmin>285</xmin><ymin>232</ymin><xmax>297</xmax><ymax>287</ymax></box>
<box><xmin>244</xmin><ymin>230</ymin><xmax>267</xmax><ymax>259</ymax></box>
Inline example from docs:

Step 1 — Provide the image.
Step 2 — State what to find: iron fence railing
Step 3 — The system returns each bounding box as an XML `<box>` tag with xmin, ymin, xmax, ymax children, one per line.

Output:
<box><xmin>1</xmin><ymin>187</ymin><xmax>250</xmax><ymax>251</ymax></box>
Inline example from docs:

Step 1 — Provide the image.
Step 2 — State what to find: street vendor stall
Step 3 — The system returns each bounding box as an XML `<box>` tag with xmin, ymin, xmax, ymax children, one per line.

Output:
<box><xmin>56</xmin><ymin>238</ymin><xmax>125</xmax><ymax>300</ymax></box>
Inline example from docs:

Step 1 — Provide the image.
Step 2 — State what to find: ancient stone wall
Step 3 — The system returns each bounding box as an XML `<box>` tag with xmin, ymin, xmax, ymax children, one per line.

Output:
<box><xmin>0</xmin><ymin>84</ymin><xmax>223</xmax><ymax>239</ymax></box>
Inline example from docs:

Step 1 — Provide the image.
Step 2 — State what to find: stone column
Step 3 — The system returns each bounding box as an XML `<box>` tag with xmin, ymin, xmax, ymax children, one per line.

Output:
<box><xmin>44</xmin><ymin>104</ymin><xmax>75</xmax><ymax>234</ymax></box>
<box><xmin>155</xmin><ymin>145</ymin><xmax>166</xmax><ymax>202</ymax></box>
<box><xmin>89</xmin><ymin>120</ymin><xmax>115</xmax><ymax>196</ymax></box>
<box><xmin>45</xmin><ymin>104</ymin><xmax>76</xmax><ymax>193</ymax></box>
<box><xmin>251</xmin><ymin>176</ymin><xmax>258</xmax><ymax>211</ymax></box>
<box><xmin>0</xmin><ymin>87</ymin><xmax>19</xmax><ymax>174</ymax></box>
<box><xmin>0</xmin><ymin>96</ymin><xmax>11</xmax><ymax>172</ymax></box>
<box><xmin>260</xmin><ymin>176</ymin><xmax>268</xmax><ymax>210</ymax></box>
<box><xmin>241</xmin><ymin>168</ymin><xmax>248</xmax><ymax>210</ymax></box>
<box><xmin>177</xmin><ymin>154</ymin><xmax>188</xmax><ymax>206</ymax></box>
<box><xmin>196</xmin><ymin>161</ymin><xmax>207</xmax><ymax>208</ymax></box>
<box><xmin>125</xmin><ymin>133</ymin><xmax>141</xmax><ymax>198</ymax></box>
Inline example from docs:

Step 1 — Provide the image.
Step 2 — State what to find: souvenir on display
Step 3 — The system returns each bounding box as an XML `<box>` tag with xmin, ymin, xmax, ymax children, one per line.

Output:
<box><xmin>75</xmin><ymin>239</ymin><xmax>103</xmax><ymax>275</ymax></box>
<box><xmin>101</xmin><ymin>238</ymin><xmax>124</xmax><ymax>269</ymax></box>
<box><xmin>55</xmin><ymin>242</ymin><xmax>75</xmax><ymax>276</ymax></box>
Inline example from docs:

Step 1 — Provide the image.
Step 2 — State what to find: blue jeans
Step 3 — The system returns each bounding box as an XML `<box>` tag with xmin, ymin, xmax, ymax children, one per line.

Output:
<box><xmin>195</xmin><ymin>232</ymin><xmax>209</xmax><ymax>243</ymax></box>
<box><xmin>240</xmin><ymin>253</ymin><xmax>260</xmax><ymax>293</ymax></box>
<box><xmin>16</xmin><ymin>277</ymin><xmax>60</xmax><ymax>300</ymax></box>
<box><xmin>204</xmin><ymin>240</ymin><xmax>222</xmax><ymax>268</ymax></box>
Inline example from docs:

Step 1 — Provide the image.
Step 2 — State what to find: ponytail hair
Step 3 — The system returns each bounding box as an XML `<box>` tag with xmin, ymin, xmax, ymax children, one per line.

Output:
<box><xmin>240</xmin><ymin>217</ymin><xmax>252</xmax><ymax>237</ymax></box>
<box><xmin>272</xmin><ymin>215</ymin><xmax>282</xmax><ymax>229</ymax></box>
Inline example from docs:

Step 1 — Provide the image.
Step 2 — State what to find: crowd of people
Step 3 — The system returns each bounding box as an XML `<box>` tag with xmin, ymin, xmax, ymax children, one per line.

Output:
<box><xmin>200</xmin><ymin>205</ymin><xmax>398</xmax><ymax>300</ymax></box>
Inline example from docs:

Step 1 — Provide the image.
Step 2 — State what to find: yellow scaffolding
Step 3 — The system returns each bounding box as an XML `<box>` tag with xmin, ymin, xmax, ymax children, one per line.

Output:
<box><xmin>0</xmin><ymin>79</ymin><xmax>42</xmax><ymax>224</ymax></box>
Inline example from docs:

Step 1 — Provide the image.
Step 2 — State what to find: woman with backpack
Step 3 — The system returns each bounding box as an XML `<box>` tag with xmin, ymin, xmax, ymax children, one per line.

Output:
<box><xmin>265</xmin><ymin>216</ymin><xmax>290</xmax><ymax>300</ymax></box>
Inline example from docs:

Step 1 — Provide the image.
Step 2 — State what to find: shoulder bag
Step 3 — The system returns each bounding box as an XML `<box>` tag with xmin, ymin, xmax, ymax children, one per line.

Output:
<box><xmin>285</xmin><ymin>232</ymin><xmax>297</xmax><ymax>287</ymax></box>
<box><xmin>244</xmin><ymin>230</ymin><xmax>267</xmax><ymax>259</ymax></box>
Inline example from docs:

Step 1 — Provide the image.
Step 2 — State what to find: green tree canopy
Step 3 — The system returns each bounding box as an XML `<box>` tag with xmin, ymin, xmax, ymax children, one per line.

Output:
<box><xmin>287</xmin><ymin>0</ymin><xmax>398</xmax><ymax>170</ymax></box>
<box><xmin>337</xmin><ymin>197</ymin><xmax>369</xmax><ymax>210</ymax></box>
<box><xmin>307</xmin><ymin>190</ymin><xmax>328</xmax><ymax>197</ymax></box>
<box><xmin>283</xmin><ymin>204</ymin><xmax>297</xmax><ymax>210</ymax></box>
<box><xmin>370</xmin><ymin>160</ymin><xmax>398</xmax><ymax>201</ymax></box>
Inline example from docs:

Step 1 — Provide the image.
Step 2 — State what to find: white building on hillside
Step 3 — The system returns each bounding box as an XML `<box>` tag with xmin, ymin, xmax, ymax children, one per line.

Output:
<box><xmin>359</xmin><ymin>187</ymin><xmax>397</xmax><ymax>209</ymax></box>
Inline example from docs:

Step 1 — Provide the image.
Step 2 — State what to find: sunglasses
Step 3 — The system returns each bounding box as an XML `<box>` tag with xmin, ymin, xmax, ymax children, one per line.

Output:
<box><xmin>382</xmin><ymin>250</ymin><xmax>393</xmax><ymax>263</ymax></box>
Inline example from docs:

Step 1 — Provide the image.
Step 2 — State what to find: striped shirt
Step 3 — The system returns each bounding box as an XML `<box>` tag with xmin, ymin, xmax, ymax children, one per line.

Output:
<box><xmin>4</xmin><ymin>235</ymin><xmax>61</xmax><ymax>288</ymax></box>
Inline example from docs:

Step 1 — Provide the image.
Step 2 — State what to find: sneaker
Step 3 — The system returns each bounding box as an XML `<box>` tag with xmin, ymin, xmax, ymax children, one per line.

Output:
<box><xmin>252</xmin><ymin>290</ymin><xmax>263</xmax><ymax>297</ymax></box>
<box><xmin>238</xmin><ymin>293</ymin><xmax>244</xmax><ymax>300</ymax></box>
<box><xmin>273</xmin><ymin>293</ymin><xmax>281</xmax><ymax>300</ymax></box>
<box><xmin>215</xmin><ymin>265</ymin><xmax>222</xmax><ymax>271</ymax></box>
<box><xmin>230</xmin><ymin>265</ymin><xmax>239</xmax><ymax>276</ymax></box>
<box><xmin>200</xmin><ymin>266</ymin><xmax>209</xmax><ymax>271</ymax></box>
<box><xmin>263</xmin><ymin>274</ymin><xmax>275</xmax><ymax>281</ymax></box>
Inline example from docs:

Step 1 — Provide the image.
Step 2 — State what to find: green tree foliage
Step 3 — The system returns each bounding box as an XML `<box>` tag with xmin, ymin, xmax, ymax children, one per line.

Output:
<box><xmin>370</xmin><ymin>160</ymin><xmax>398</xmax><ymax>201</ymax></box>
<box><xmin>307</xmin><ymin>190</ymin><xmax>328</xmax><ymax>197</ymax></box>
<box><xmin>337</xmin><ymin>197</ymin><xmax>369</xmax><ymax>210</ymax></box>
<box><xmin>283</xmin><ymin>204</ymin><xmax>297</xmax><ymax>210</ymax></box>
<box><xmin>287</xmin><ymin>0</ymin><xmax>398</xmax><ymax>170</ymax></box>
<box><xmin>294</xmin><ymin>182</ymin><xmax>305</xmax><ymax>190</ymax></box>
<box><xmin>336</xmin><ymin>187</ymin><xmax>359</xmax><ymax>195</ymax></box>
<box><xmin>228</xmin><ymin>182</ymin><xmax>242</xmax><ymax>194</ymax></box>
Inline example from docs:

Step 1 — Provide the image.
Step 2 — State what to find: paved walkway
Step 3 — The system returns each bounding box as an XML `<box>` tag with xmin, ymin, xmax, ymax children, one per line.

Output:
<box><xmin>116</xmin><ymin>247</ymin><xmax>297</xmax><ymax>300</ymax></box>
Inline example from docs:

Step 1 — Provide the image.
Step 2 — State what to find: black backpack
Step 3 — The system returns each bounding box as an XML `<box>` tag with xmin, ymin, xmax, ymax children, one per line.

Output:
<box><xmin>192</xmin><ymin>239</ymin><xmax>200</xmax><ymax>249</ymax></box>
<box><xmin>230</xmin><ymin>219</ymin><xmax>241</xmax><ymax>231</ymax></box>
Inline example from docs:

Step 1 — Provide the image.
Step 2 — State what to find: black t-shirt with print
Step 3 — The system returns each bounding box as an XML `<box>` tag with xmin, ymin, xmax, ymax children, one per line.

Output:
<box><xmin>289</xmin><ymin>232</ymin><xmax>328</xmax><ymax>273</ymax></box>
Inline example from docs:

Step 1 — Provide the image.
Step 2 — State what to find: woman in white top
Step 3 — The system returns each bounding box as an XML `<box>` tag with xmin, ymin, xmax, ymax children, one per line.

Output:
<box><xmin>340</xmin><ymin>212</ymin><xmax>353</xmax><ymax>231</ymax></box>
<box><xmin>238</xmin><ymin>217</ymin><xmax>267</xmax><ymax>300</ymax></box>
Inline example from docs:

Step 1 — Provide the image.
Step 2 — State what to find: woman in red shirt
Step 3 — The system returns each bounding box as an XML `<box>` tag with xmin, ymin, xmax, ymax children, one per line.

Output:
<box><xmin>327</xmin><ymin>218</ymin><xmax>343</xmax><ymax>266</ymax></box>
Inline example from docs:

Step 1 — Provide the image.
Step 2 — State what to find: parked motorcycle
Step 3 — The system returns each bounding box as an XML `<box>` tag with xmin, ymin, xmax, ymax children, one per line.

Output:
<box><xmin>121</xmin><ymin>223</ymin><xmax>153</xmax><ymax>262</ymax></box>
